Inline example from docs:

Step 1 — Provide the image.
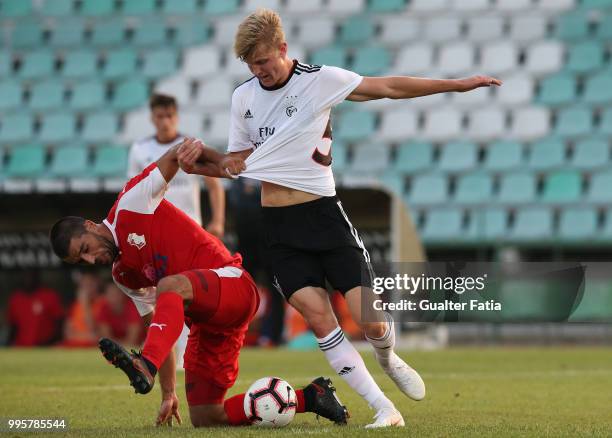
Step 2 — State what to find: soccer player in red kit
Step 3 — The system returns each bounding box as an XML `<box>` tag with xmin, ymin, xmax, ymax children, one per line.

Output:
<box><xmin>48</xmin><ymin>138</ymin><xmax>348</xmax><ymax>427</ymax></box>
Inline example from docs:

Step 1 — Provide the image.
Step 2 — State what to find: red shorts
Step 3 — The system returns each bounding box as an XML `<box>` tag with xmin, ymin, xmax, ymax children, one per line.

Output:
<box><xmin>181</xmin><ymin>266</ymin><xmax>259</xmax><ymax>406</ymax></box>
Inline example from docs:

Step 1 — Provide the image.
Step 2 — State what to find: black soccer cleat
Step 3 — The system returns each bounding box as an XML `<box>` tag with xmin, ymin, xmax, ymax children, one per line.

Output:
<box><xmin>98</xmin><ymin>338</ymin><xmax>154</xmax><ymax>395</ymax></box>
<box><xmin>304</xmin><ymin>377</ymin><xmax>350</xmax><ymax>425</ymax></box>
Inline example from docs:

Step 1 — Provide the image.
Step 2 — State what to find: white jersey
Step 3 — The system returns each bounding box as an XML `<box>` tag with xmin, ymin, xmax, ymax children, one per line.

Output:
<box><xmin>228</xmin><ymin>61</ymin><xmax>363</xmax><ymax>197</ymax></box>
<box><xmin>128</xmin><ymin>135</ymin><xmax>203</xmax><ymax>225</ymax></box>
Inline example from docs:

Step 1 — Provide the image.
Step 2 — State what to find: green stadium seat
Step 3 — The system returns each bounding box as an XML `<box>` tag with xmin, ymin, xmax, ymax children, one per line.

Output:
<box><xmin>121</xmin><ymin>0</ymin><xmax>157</xmax><ymax>15</ymax></box>
<box><xmin>335</xmin><ymin>110</ymin><xmax>376</xmax><ymax>142</ymax></box>
<box><xmin>587</xmin><ymin>171</ymin><xmax>612</xmax><ymax>203</ymax></box>
<box><xmin>0</xmin><ymin>113</ymin><xmax>33</xmax><ymax>143</ymax></box>
<box><xmin>172</xmin><ymin>18</ymin><xmax>211</xmax><ymax>46</ymax></box>
<box><xmin>559</xmin><ymin>207</ymin><xmax>597</xmax><ymax>241</ymax></box>
<box><xmin>469</xmin><ymin>208</ymin><xmax>508</xmax><ymax>241</ymax></box>
<box><xmin>49</xmin><ymin>145</ymin><xmax>89</xmax><ymax>177</ymax></box>
<box><xmin>499</xmin><ymin>172</ymin><xmax>536</xmax><ymax>204</ymax></box>
<box><xmin>5</xmin><ymin>144</ymin><xmax>45</xmax><ymax>178</ymax></box>
<box><xmin>102</xmin><ymin>48</ymin><xmax>137</xmax><ymax>79</ymax></box>
<box><xmin>484</xmin><ymin>140</ymin><xmax>523</xmax><ymax>171</ymax></box>
<box><xmin>394</xmin><ymin>141</ymin><xmax>433</xmax><ymax>173</ymax></box>
<box><xmin>596</xmin><ymin>14</ymin><xmax>612</xmax><ymax>41</ymax></box>
<box><xmin>566</xmin><ymin>41</ymin><xmax>604</xmax><ymax>74</ymax></box>
<box><xmin>581</xmin><ymin>0</ymin><xmax>612</xmax><ymax>8</ymax></box>
<box><xmin>555</xmin><ymin>11</ymin><xmax>590</xmax><ymax>41</ymax></box>
<box><xmin>70</xmin><ymin>80</ymin><xmax>106</xmax><ymax>110</ymax></box>
<box><xmin>82</xmin><ymin>113</ymin><xmax>118</xmax><ymax>143</ymax></box>
<box><xmin>600</xmin><ymin>108</ymin><xmax>612</xmax><ymax>136</ymax></box>
<box><xmin>455</xmin><ymin>173</ymin><xmax>493</xmax><ymax>205</ymax></box>
<box><xmin>49</xmin><ymin>19</ymin><xmax>86</xmax><ymax>48</ymax></box>
<box><xmin>40</xmin><ymin>0</ymin><xmax>75</xmax><ymax>16</ymax></box>
<box><xmin>331</xmin><ymin>141</ymin><xmax>348</xmax><ymax>172</ymax></box>
<box><xmin>583</xmin><ymin>71</ymin><xmax>612</xmax><ymax>105</ymax></box>
<box><xmin>421</xmin><ymin>208</ymin><xmax>464</xmax><ymax>243</ymax></box>
<box><xmin>62</xmin><ymin>50</ymin><xmax>98</xmax><ymax>79</ymax></box>
<box><xmin>528</xmin><ymin>138</ymin><xmax>565</xmax><ymax>170</ymax></box>
<box><xmin>39</xmin><ymin>113</ymin><xmax>76</xmax><ymax>143</ymax></box>
<box><xmin>111</xmin><ymin>78</ymin><xmax>148</xmax><ymax>111</ymax></box>
<box><xmin>310</xmin><ymin>47</ymin><xmax>348</xmax><ymax>69</ymax></box>
<box><xmin>339</xmin><ymin>16</ymin><xmax>374</xmax><ymax>46</ymax></box>
<box><xmin>603</xmin><ymin>208</ymin><xmax>612</xmax><ymax>240</ymax></box>
<box><xmin>92</xmin><ymin>146</ymin><xmax>128</xmax><ymax>177</ymax></box>
<box><xmin>132</xmin><ymin>19</ymin><xmax>168</xmax><ymax>47</ymax></box>
<box><xmin>350</xmin><ymin>143</ymin><xmax>390</xmax><ymax>173</ymax></box>
<box><xmin>538</xmin><ymin>73</ymin><xmax>576</xmax><ymax>106</ymax></box>
<box><xmin>1</xmin><ymin>0</ymin><xmax>33</xmax><ymax>18</ymax></box>
<box><xmin>368</xmin><ymin>0</ymin><xmax>406</xmax><ymax>13</ymax></box>
<box><xmin>554</xmin><ymin>106</ymin><xmax>593</xmax><ymax>138</ymax></box>
<box><xmin>379</xmin><ymin>172</ymin><xmax>404</xmax><ymax>196</ymax></box>
<box><xmin>542</xmin><ymin>170</ymin><xmax>582</xmax><ymax>203</ymax></box>
<box><xmin>0</xmin><ymin>80</ymin><xmax>22</xmax><ymax>111</ymax></box>
<box><xmin>19</xmin><ymin>50</ymin><xmax>55</xmax><ymax>79</ymax></box>
<box><xmin>142</xmin><ymin>49</ymin><xmax>179</xmax><ymax>79</ymax></box>
<box><xmin>80</xmin><ymin>0</ymin><xmax>115</xmax><ymax>17</ymax></box>
<box><xmin>90</xmin><ymin>19</ymin><xmax>126</xmax><ymax>48</ymax></box>
<box><xmin>408</xmin><ymin>173</ymin><xmax>448</xmax><ymax>205</ymax></box>
<box><xmin>0</xmin><ymin>52</ymin><xmax>12</xmax><ymax>77</ymax></box>
<box><xmin>351</xmin><ymin>46</ymin><xmax>391</xmax><ymax>76</ymax></box>
<box><xmin>439</xmin><ymin>141</ymin><xmax>478</xmax><ymax>172</ymax></box>
<box><xmin>570</xmin><ymin>280</ymin><xmax>612</xmax><ymax>322</ymax></box>
<box><xmin>572</xmin><ymin>138</ymin><xmax>609</xmax><ymax>169</ymax></box>
<box><xmin>511</xmin><ymin>207</ymin><xmax>553</xmax><ymax>241</ymax></box>
<box><xmin>204</xmin><ymin>0</ymin><xmax>240</xmax><ymax>15</ymax></box>
<box><xmin>11</xmin><ymin>20</ymin><xmax>45</xmax><ymax>50</ymax></box>
<box><xmin>29</xmin><ymin>80</ymin><xmax>64</xmax><ymax>111</ymax></box>
<box><xmin>162</xmin><ymin>0</ymin><xmax>198</xmax><ymax>15</ymax></box>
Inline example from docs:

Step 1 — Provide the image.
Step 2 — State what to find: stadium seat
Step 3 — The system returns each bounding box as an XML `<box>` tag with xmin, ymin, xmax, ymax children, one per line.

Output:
<box><xmin>410</xmin><ymin>0</ymin><xmax>449</xmax><ymax>13</ymax></box>
<box><xmin>455</xmin><ymin>172</ymin><xmax>493</xmax><ymax>205</ymax></box>
<box><xmin>70</xmin><ymin>80</ymin><xmax>106</xmax><ymax>111</ymax></box>
<box><xmin>566</xmin><ymin>41</ymin><xmax>604</xmax><ymax>74</ymax></box>
<box><xmin>0</xmin><ymin>0</ymin><xmax>33</xmax><ymax>18</ymax></box>
<box><xmin>330</xmin><ymin>141</ymin><xmax>348</xmax><ymax>172</ymax></box>
<box><xmin>511</xmin><ymin>207</ymin><xmax>553</xmax><ymax>241</ymax></box>
<box><xmin>394</xmin><ymin>141</ymin><xmax>433</xmax><ymax>174</ymax></box>
<box><xmin>38</xmin><ymin>113</ymin><xmax>76</xmax><ymax>143</ymax></box>
<box><xmin>351</xmin><ymin>46</ymin><xmax>391</xmax><ymax>76</ymax></box>
<box><xmin>377</xmin><ymin>109</ymin><xmax>417</xmax><ymax>142</ymax></box>
<box><xmin>467</xmin><ymin>107</ymin><xmax>506</xmax><ymax>141</ymax></box>
<box><xmin>183</xmin><ymin>46</ymin><xmax>222</xmax><ymax>78</ymax></box>
<box><xmin>439</xmin><ymin>141</ymin><xmax>478</xmax><ymax>172</ymax></box>
<box><xmin>421</xmin><ymin>208</ymin><xmax>465</xmax><ymax>243</ymax></box>
<box><xmin>582</xmin><ymin>0</ymin><xmax>612</xmax><ymax>8</ymax></box>
<box><xmin>466</xmin><ymin>16</ymin><xmax>503</xmax><ymax>42</ymax></box>
<box><xmin>451</xmin><ymin>86</ymin><xmax>490</xmax><ymax>108</ymax></box>
<box><xmin>0</xmin><ymin>80</ymin><xmax>22</xmax><ymax>111</ymax></box>
<box><xmin>310</xmin><ymin>47</ymin><xmax>348</xmax><ymax>69</ymax></box>
<box><xmin>469</xmin><ymin>207</ymin><xmax>508</xmax><ymax>241</ymax></box>
<box><xmin>368</xmin><ymin>0</ymin><xmax>406</xmax><ymax>13</ymax></box>
<box><xmin>162</xmin><ymin>0</ymin><xmax>198</xmax><ymax>15</ymax></box>
<box><xmin>111</xmin><ymin>78</ymin><xmax>148</xmax><ymax>111</ymax></box>
<box><xmin>423</xmin><ymin>108</ymin><xmax>462</xmax><ymax>142</ymax></box>
<box><xmin>484</xmin><ymin>140</ymin><xmax>523</xmax><ymax>171</ymax></box>
<box><xmin>554</xmin><ymin>106</ymin><xmax>593</xmax><ymax>138</ymax></box>
<box><xmin>40</xmin><ymin>0</ymin><xmax>74</xmax><ymax>16</ymax></box>
<box><xmin>295</xmin><ymin>18</ymin><xmax>335</xmax><ymax>49</ymax></box>
<box><xmin>437</xmin><ymin>42</ymin><xmax>475</xmax><ymax>76</ymax></box>
<box><xmin>0</xmin><ymin>113</ymin><xmax>33</xmax><ymax>143</ymax></box>
<box><xmin>82</xmin><ymin>113</ymin><xmax>119</xmax><ymax>143</ymax></box>
<box><xmin>285</xmin><ymin>0</ymin><xmax>323</xmax><ymax>14</ymax></box>
<box><xmin>204</xmin><ymin>0</ymin><xmax>239</xmax><ymax>14</ymax></box>
<box><xmin>10</xmin><ymin>20</ymin><xmax>44</xmax><ymax>50</ymax></box>
<box><xmin>538</xmin><ymin>73</ymin><xmax>576</xmax><ymax>106</ymax></box>
<box><xmin>49</xmin><ymin>19</ymin><xmax>86</xmax><ymax>48</ymax></box>
<box><xmin>243</xmin><ymin>0</ymin><xmax>282</xmax><ymax>12</ymax></box>
<box><xmin>131</xmin><ymin>19</ymin><xmax>168</xmax><ymax>47</ymax></box>
<box><xmin>538</xmin><ymin>0</ymin><xmax>575</xmax><ymax>12</ymax></box>
<box><xmin>555</xmin><ymin>11</ymin><xmax>590</xmax><ymax>41</ymax></box>
<box><xmin>172</xmin><ymin>18</ymin><xmax>211</xmax><ymax>47</ymax></box>
<box><xmin>479</xmin><ymin>41</ymin><xmax>518</xmax><ymax>75</ymax></box>
<box><xmin>5</xmin><ymin>144</ymin><xmax>45</xmax><ymax>178</ymax></box>
<box><xmin>339</xmin><ymin>16</ymin><xmax>374</xmax><ymax>46</ymax></box>
<box><xmin>509</xmin><ymin>107</ymin><xmax>551</xmax><ymax>141</ymax></box>
<box><xmin>496</xmin><ymin>0</ymin><xmax>531</xmax><ymax>11</ymax></box>
<box><xmin>212</xmin><ymin>16</ymin><xmax>244</xmax><ymax>47</ymax></box>
<box><xmin>62</xmin><ymin>50</ymin><xmax>98</xmax><ymax>79</ymax></box>
<box><xmin>525</xmin><ymin>41</ymin><xmax>564</xmax><ymax>76</ymax></box>
<box><xmin>596</xmin><ymin>14</ymin><xmax>612</xmax><ymax>41</ymax></box>
<box><xmin>121</xmin><ymin>109</ymin><xmax>152</xmax><ymax>143</ymax></box>
<box><xmin>92</xmin><ymin>146</ymin><xmax>128</xmax><ymax>177</ymax></box>
<box><xmin>102</xmin><ymin>49</ymin><xmax>137</xmax><ymax>79</ymax></box>
<box><xmin>496</xmin><ymin>75</ymin><xmax>534</xmax><ymax>107</ymax></box>
<box><xmin>49</xmin><ymin>145</ymin><xmax>89</xmax><ymax>177</ymax></box>
<box><xmin>425</xmin><ymin>17</ymin><xmax>461</xmax><ymax>43</ymax></box>
<box><xmin>450</xmin><ymin>0</ymin><xmax>490</xmax><ymax>11</ymax></box>
<box><xmin>154</xmin><ymin>77</ymin><xmax>191</xmax><ymax>106</ymax></box>
<box><xmin>582</xmin><ymin>71</ymin><xmax>612</xmax><ymax>105</ymax></box>
<box><xmin>18</xmin><ymin>50</ymin><xmax>55</xmax><ymax>80</ymax></box>
<box><xmin>542</xmin><ymin>170</ymin><xmax>582</xmax><ymax>203</ymax></box>
<box><xmin>142</xmin><ymin>49</ymin><xmax>178</xmax><ymax>79</ymax></box>
<box><xmin>205</xmin><ymin>112</ymin><xmax>230</xmax><ymax>145</ymax></box>
<box><xmin>559</xmin><ymin>207</ymin><xmax>597</xmax><ymax>240</ymax></box>
<box><xmin>600</xmin><ymin>108</ymin><xmax>612</xmax><ymax>136</ymax></box>
<box><xmin>80</xmin><ymin>0</ymin><xmax>115</xmax><ymax>17</ymax></box>
<box><xmin>29</xmin><ymin>80</ymin><xmax>64</xmax><ymax>111</ymax></box>
<box><xmin>195</xmin><ymin>77</ymin><xmax>233</xmax><ymax>109</ymax></box>
<box><xmin>90</xmin><ymin>19</ymin><xmax>126</xmax><ymax>48</ymax></box>
<box><xmin>327</xmin><ymin>0</ymin><xmax>365</xmax><ymax>14</ymax></box>
<box><xmin>350</xmin><ymin>143</ymin><xmax>389</xmax><ymax>173</ymax></box>
<box><xmin>587</xmin><ymin>171</ymin><xmax>612</xmax><ymax>203</ymax></box>
<box><xmin>335</xmin><ymin>111</ymin><xmax>376</xmax><ymax>142</ymax></box>
<box><xmin>121</xmin><ymin>0</ymin><xmax>157</xmax><ymax>15</ymax></box>
<box><xmin>572</xmin><ymin>138</ymin><xmax>609</xmax><ymax>169</ymax></box>
<box><xmin>379</xmin><ymin>16</ymin><xmax>419</xmax><ymax>46</ymax></box>
<box><xmin>0</xmin><ymin>52</ymin><xmax>12</xmax><ymax>77</ymax></box>
<box><xmin>408</xmin><ymin>173</ymin><xmax>448</xmax><ymax>205</ymax></box>
<box><xmin>393</xmin><ymin>43</ymin><xmax>433</xmax><ymax>74</ymax></box>
<box><xmin>528</xmin><ymin>138</ymin><xmax>566</xmax><ymax>170</ymax></box>
<box><xmin>509</xmin><ymin>15</ymin><xmax>547</xmax><ymax>42</ymax></box>
<box><xmin>498</xmin><ymin>172</ymin><xmax>536</xmax><ymax>204</ymax></box>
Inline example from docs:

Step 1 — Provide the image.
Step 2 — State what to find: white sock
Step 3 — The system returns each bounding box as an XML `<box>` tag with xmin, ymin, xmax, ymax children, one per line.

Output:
<box><xmin>366</xmin><ymin>312</ymin><xmax>395</xmax><ymax>365</ymax></box>
<box><xmin>318</xmin><ymin>327</ymin><xmax>394</xmax><ymax>411</ymax></box>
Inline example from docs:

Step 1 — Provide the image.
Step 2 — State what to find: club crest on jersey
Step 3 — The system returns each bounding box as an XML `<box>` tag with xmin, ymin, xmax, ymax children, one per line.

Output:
<box><xmin>127</xmin><ymin>233</ymin><xmax>146</xmax><ymax>250</ymax></box>
<box><xmin>283</xmin><ymin>95</ymin><xmax>298</xmax><ymax>117</ymax></box>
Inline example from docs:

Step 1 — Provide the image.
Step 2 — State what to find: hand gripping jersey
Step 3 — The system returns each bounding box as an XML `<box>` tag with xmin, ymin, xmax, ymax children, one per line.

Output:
<box><xmin>104</xmin><ymin>163</ymin><xmax>241</xmax><ymax>316</ymax></box>
<box><xmin>228</xmin><ymin>61</ymin><xmax>363</xmax><ymax>197</ymax></box>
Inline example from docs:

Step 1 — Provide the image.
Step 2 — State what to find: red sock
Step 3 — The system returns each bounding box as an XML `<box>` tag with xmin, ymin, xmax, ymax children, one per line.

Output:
<box><xmin>142</xmin><ymin>292</ymin><xmax>184</xmax><ymax>369</ymax></box>
<box><xmin>224</xmin><ymin>393</ymin><xmax>250</xmax><ymax>425</ymax></box>
<box><xmin>296</xmin><ymin>389</ymin><xmax>306</xmax><ymax>413</ymax></box>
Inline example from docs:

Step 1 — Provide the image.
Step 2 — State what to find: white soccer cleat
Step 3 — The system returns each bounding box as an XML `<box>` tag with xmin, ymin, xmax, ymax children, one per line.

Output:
<box><xmin>365</xmin><ymin>407</ymin><xmax>405</xmax><ymax>428</ymax></box>
<box><xmin>378</xmin><ymin>352</ymin><xmax>426</xmax><ymax>401</ymax></box>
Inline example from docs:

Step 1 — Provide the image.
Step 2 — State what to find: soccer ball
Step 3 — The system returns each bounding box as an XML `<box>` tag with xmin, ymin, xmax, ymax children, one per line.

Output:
<box><xmin>243</xmin><ymin>377</ymin><xmax>297</xmax><ymax>427</ymax></box>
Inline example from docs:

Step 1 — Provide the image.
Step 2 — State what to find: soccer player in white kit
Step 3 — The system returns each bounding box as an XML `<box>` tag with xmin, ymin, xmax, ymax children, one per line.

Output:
<box><xmin>128</xmin><ymin>94</ymin><xmax>226</xmax><ymax>368</ymax></box>
<box><xmin>177</xmin><ymin>9</ymin><xmax>502</xmax><ymax>427</ymax></box>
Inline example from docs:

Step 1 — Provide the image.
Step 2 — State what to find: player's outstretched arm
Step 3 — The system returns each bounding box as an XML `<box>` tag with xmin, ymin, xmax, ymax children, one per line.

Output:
<box><xmin>177</xmin><ymin>140</ymin><xmax>247</xmax><ymax>179</ymax></box>
<box><xmin>347</xmin><ymin>75</ymin><xmax>502</xmax><ymax>102</ymax></box>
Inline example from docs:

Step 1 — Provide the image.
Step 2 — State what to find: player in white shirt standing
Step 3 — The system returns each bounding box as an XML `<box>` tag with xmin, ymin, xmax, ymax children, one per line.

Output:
<box><xmin>176</xmin><ymin>9</ymin><xmax>501</xmax><ymax>427</ymax></box>
<box><xmin>128</xmin><ymin>94</ymin><xmax>226</xmax><ymax>369</ymax></box>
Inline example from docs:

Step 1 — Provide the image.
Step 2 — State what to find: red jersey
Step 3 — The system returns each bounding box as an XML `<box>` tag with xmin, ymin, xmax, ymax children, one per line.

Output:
<box><xmin>7</xmin><ymin>288</ymin><xmax>64</xmax><ymax>346</ymax></box>
<box><xmin>95</xmin><ymin>296</ymin><xmax>142</xmax><ymax>341</ymax></box>
<box><xmin>104</xmin><ymin>163</ymin><xmax>241</xmax><ymax>315</ymax></box>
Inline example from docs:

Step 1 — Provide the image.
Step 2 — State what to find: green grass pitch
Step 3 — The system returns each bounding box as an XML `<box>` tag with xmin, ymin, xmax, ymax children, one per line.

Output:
<box><xmin>1</xmin><ymin>347</ymin><xmax>611</xmax><ymax>437</ymax></box>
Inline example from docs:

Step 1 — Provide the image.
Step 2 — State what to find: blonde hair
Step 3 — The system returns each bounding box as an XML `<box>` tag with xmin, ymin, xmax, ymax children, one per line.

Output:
<box><xmin>234</xmin><ymin>8</ymin><xmax>286</xmax><ymax>62</ymax></box>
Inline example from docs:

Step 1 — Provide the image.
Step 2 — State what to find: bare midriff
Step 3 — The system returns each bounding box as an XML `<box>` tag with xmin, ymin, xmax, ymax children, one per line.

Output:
<box><xmin>261</xmin><ymin>181</ymin><xmax>322</xmax><ymax>207</ymax></box>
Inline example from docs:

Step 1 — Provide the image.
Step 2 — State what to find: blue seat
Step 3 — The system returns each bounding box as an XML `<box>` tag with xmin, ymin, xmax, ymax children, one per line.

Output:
<box><xmin>511</xmin><ymin>207</ymin><xmax>554</xmax><ymax>241</ymax></box>
<box><xmin>438</xmin><ymin>141</ymin><xmax>478</xmax><ymax>172</ymax></box>
<box><xmin>0</xmin><ymin>80</ymin><xmax>22</xmax><ymax>111</ymax></box>
<box><xmin>132</xmin><ymin>18</ymin><xmax>168</xmax><ymax>47</ymax></box>
<box><xmin>62</xmin><ymin>50</ymin><xmax>98</xmax><ymax>79</ymax></box>
<box><xmin>394</xmin><ymin>141</ymin><xmax>433</xmax><ymax>173</ymax></box>
<box><xmin>455</xmin><ymin>173</ymin><xmax>493</xmax><ymax>205</ymax></box>
<box><xmin>407</xmin><ymin>173</ymin><xmax>448</xmax><ymax>205</ymax></box>
<box><xmin>19</xmin><ymin>50</ymin><xmax>55</xmax><ymax>79</ymax></box>
<box><xmin>351</xmin><ymin>46</ymin><xmax>391</xmax><ymax>76</ymax></box>
<box><xmin>554</xmin><ymin>106</ymin><xmax>593</xmax><ymax>138</ymax></box>
<box><xmin>29</xmin><ymin>80</ymin><xmax>65</xmax><ymax>111</ymax></box>
<box><xmin>559</xmin><ymin>207</ymin><xmax>597</xmax><ymax>241</ymax></box>
<box><xmin>38</xmin><ymin>113</ymin><xmax>76</xmax><ymax>143</ymax></box>
<box><xmin>40</xmin><ymin>0</ymin><xmax>74</xmax><ymax>16</ymax></box>
<box><xmin>484</xmin><ymin>140</ymin><xmax>523</xmax><ymax>171</ymax></box>
<box><xmin>588</xmin><ymin>171</ymin><xmax>612</xmax><ymax>203</ymax></box>
<box><xmin>82</xmin><ymin>113</ymin><xmax>118</xmax><ymax>143</ymax></box>
<box><xmin>538</xmin><ymin>74</ymin><xmax>576</xmax><ymax>106</ymax></box>
<box><xmin>70</xmin><ymin>81</ymin><xmax>106</xmax><ymax>110</ymax></box>
<box><xmin>49</xmin><ymin>19</ymin><xmax>86</xmax><ymax>48</ymax></box>
<box><xmin>499</xmin><ymin>172</ymin><xmax>536</xmax><ymax>204</ymax></box>
<box><xmin>111</xmin><ymin>78</ymin><xmax>149</xmax><ymax>111</ymax></box>
<box><xmin>541</xmin><ymin>170</ymin><xmax>582</xmax><ymax>204</ymax></box>
<box><xmin>572</xmin><ymin>138</ymin><xmax>609</xmax><ymax>169</ymax></box>
<box><xmin>0</xmin><ymin>113</ymin><xmax>34</xmax><ymax>143</ymax></box>
<box><xmin>90</xmin><ymin>19</ymin><xmax>126</xmax><ymax>48</ymax></box>
<box><xmin>421</xmin><ymin>208</ymin><xmax>465</xmax><ymax>243</ymax></box>
<box><xmin>469</xmin><ymin>208</ymin><xmax>508</xmax><ymax>242</ymax></box>
<box><xmin>11</xmin><ymin>20</ymin><xmax>44</xmax><ymax>50</ymax></box>
<box><xmin>528</xmin><ymin>138</ymin><xmax>565</xmax><ymax>170</ymax></box>
<box><xmin>102</xmin><ymin>49</ymin><xmax>137</xmax><ymax>79</ymax></box>
<box><xmin>335</xmin><ymin>111</ymin><xmax>376</xmax><ymax>142</ymax></box>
